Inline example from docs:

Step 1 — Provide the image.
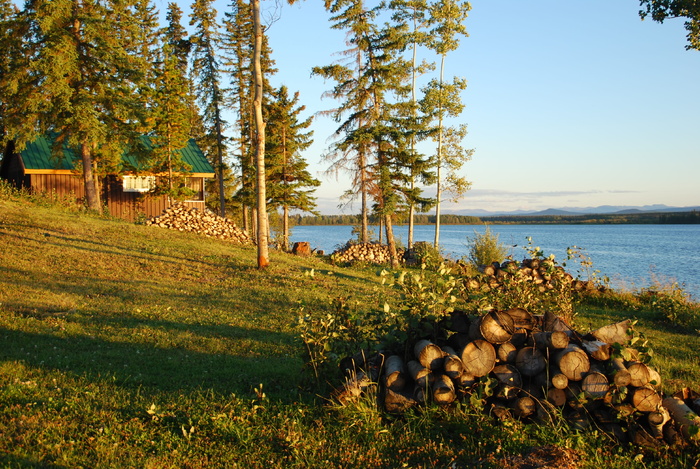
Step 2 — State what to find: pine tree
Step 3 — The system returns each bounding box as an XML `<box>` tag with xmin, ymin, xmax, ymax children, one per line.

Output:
<box><xmin>190</xmin><ymin>0</ymin><xmax>229</xmax><ymax>217</ymax></box>
<box><xmin>12</xmin><ymin>0</ymin><xmax>147</xmax><ymax>210</ymax></box>
<box><xmin>265</xmin><ymin>85</ymin><xmax>319</xmax><ymax>251</ymax></box>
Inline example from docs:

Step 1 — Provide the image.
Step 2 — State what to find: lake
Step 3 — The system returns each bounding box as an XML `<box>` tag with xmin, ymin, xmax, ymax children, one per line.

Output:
<box><xmin>288</xmin><ymin>224</ymin><xmax>700</xmax><ymax>300</ymax></box>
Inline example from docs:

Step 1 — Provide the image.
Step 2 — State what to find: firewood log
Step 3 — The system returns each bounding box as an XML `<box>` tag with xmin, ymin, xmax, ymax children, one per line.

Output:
<box><xmin>515</xmin><ymin>346</ymin><xmax>547</xmax><ymax>377</ymax></box>
<box><xmin>457</xmin><ymin>372</ymin><xmax>476</xmax><ymax>389</ymax></box>
<box><xmin>631</xmin><ymin>386</ymin><xmax>661</xmax><ymax>413</ymax></box>
<box><xmin>407</xmin><ymin>360</ymin><xmax>431</xmax><ymax>389</ymax></box>
<box><xmin>547</xmin><ymin>387</ymin><xmax>567</xmax><ymax>406</ymax></box>
<box><xmin>591</xmin><ymin>319</ymin><xmax>632</xmax><ymax>345</ymax></box>
<box><xmin>662</xmin><ymin>396</ymin><xmax>700</xmax><ymax>440</ymax></box>
<box><xmin>460</xmin><ymin>339</ymin><xmax>496</xmax><ymax>377</ymax></box>
<box><xmin>384</xmin><ymin>355</ymin><xmax>407</xmax><ymax>391</ymax></box>
<box><xmin>581</xmin><ymin>339</ymin><xmax>611</xmax><ymax>361</ymax></box>
<box><xmin>549</xmin><ymin>367</ymin><xmax>569</xmax><ymax>390</ymax></box>
<box><xmin>532</xmin><ymin>331</ymin><xmax>570</xmax><ymax>350</ymax></box>
<box><xmin>479</xmin><ymin>310</ymin><xmax>515</xmax><ymax>344</ymax></box>
<box><xmin>512</xmin><ymin>396</ymin><xmax>536</xmax><ymax>419</ymax></box>
<box><xmin>432</xmin><ymin>374</ymin><xmax>456</xmax><ymax>405</ymax></box>
<box><xmin>627</xmin><ymin>361</ymin><xmax>651</xmax><ymax>387</ymax></box>
<box><xmin>492</xmin><ymin>364</ymin><xmax>522</xmax><ymax>389</ymax></box>
<box><xmin>609</xmin><ymin>358</ymin><xmax>632</xmax><ymax>387</ymax></box>
<box><xmin>554</xmin><ymin>345</ymin><xmax>590</xmax><ymax>381</ymax></box>
<box><xmin>510</xmin><ymin>329</ymin><xmax>528</xmax><ymax>348</ymax></box>
<box><xmin>647</xmin><ymin>407</ymin><xmax>671</xmax><ymax>439</ymax></box>
<box><xmin>441</xmin><ymin>346</ymin><xmax>465</xmax><ymax>379</ymax></box>
<box><xmin>504</xmin><ymin>307</ymin><xmax>535</xmax><ymax>330</ymax></box>
<box><xmin>414</xmin><ymin>339</ymin><xmax>444</xmax><ymax>371</ymax></box>
<box><xmin>496</xmin><ymin>342</ymin><xmax>518</xmax><ymax>364</ymax></box>
<box><xmin>581</xmin><ymin>371</ymin><xmax>609</xmax><ymax>399</ymax></box>
<box><xmin>648</xmin><ymin>366</ymin><xmax>662</xmax><ymax>388</ymax></box>
<box><xmin>542</xmin><ymin>311</ymin><xmax>572</xmax><ymax>333</ymax></box>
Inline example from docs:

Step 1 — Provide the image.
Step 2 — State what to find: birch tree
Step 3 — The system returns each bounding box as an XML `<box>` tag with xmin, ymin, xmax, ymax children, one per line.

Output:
<box><xmin>424</xmin><ymin>0</ymin><xmax>471</xmax><ymax>247</ymax></box>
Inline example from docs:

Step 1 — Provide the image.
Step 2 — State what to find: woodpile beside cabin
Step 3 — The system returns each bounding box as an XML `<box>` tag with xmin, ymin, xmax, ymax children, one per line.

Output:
<box><xmin>0</xmin><ymin>135</ymin><xmax>215</xmax><ymax>221</ymax></box>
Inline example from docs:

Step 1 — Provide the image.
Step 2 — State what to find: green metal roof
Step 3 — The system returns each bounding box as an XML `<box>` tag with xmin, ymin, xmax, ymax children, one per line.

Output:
<box><xmin>21</xmin><ymin>135</ymin><xmax>78</xmax><ymax>171</ymax></box>
<box><xmin>20</xmin><ymin>135</ymin><xmax>215</xmax><ymax>175</ymax></box>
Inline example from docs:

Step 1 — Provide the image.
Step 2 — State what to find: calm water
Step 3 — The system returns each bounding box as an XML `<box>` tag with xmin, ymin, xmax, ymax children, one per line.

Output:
<box><xmin>289</xmin><ymin>224</ymin><xmax>700</xmax><ymax>300</ymax></box>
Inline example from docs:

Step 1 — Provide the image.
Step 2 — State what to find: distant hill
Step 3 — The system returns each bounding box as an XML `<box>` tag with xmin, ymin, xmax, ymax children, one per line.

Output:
<box><xmin>448</xmin><ymin>204</ymin><xmax>700</xmax><ymax>217</ymax></box>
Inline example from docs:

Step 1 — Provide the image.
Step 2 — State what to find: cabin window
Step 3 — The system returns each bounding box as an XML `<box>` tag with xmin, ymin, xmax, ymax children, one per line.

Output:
<box><xmin>122</xmin><ymin>175</ymin><xmax>155</xmax><ymax>193</ymax></box>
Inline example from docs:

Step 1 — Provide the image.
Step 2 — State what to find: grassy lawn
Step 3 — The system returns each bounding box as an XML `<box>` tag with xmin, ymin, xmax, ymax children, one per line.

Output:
<box><xmin>1</xmin><ymin>193</ymin><xmax>699</xmax><ymax>468</ymax></box>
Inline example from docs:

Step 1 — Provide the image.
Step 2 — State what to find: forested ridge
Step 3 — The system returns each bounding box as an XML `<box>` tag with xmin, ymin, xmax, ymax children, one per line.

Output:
<box><xmin>292</xmin><ymin>210</ymin><xmax>700</xmax><ymax>225</ymax></box>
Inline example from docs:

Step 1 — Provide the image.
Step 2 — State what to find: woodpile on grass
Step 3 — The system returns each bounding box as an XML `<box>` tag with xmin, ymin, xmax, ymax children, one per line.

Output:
<box><xmin>464</xmin><ymin>258</ymin><xmax>599</xmax><ymax>294</ymax></box>
<box><xmin>331</xmin><ymin>243</ymin><xmax>405</xmax><ymax>265</ymax></box>
<box><xmin>146</xmin><ymin>203</ymin><xmax>251</xmax><ymax>244</ymax></box>
<box><xmin>335</xmin><ymin>309</ymin><xmax>700</xmax><ymax>447</ymax></box>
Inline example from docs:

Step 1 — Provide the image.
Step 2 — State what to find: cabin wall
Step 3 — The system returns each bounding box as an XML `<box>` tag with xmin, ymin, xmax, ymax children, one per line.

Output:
<box><xmin>103</xmin><ymin>175</ymin><xmax>207</xmax><ymax>222</ymax></box>
<box><xmin>18</xmin><ymin>174</ymin><xmax>207</xmax><ymax>222</ymax></box>
<box><xmin>30</xmin><ymin>173</ymin><xmax>85</xmax><ymax>200</ymax></box>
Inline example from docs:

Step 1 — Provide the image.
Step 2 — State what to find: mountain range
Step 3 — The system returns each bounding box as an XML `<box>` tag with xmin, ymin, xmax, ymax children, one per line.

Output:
<box><xmin>448</xmin><ymin>204</ymin><xmax>700</xmax><ymax>217</ymax></box>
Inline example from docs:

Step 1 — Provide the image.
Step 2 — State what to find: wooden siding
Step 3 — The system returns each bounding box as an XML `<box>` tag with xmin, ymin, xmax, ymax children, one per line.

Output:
<box><xmin>23</xmin><ymin>173</ymin><xmax>207</xmax><ymax>222</ymax></box>
<box><xmin>30</xmin><ymin>173</ymin><xmax>85</xmax><ymax>199</ymax></box>
<box><xmin>104</xmin><ymin>175</ymin><xmax>207</xmax><ymax>222</ymax></box>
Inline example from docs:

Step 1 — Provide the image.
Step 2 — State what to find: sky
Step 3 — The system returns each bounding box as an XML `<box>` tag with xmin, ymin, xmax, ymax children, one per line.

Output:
<box><xmin>170</xmin><ymin>0</ymin><xmax>700</xmax><ymax>215</ymax></box>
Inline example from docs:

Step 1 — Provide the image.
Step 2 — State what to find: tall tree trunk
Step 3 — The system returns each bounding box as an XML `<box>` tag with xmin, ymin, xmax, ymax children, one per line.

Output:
<box><xmin>242</xmin><ymin>206</ymin><xmax>249</xmax><ymax>233</ymax></box>
<box><xmin>252</xmin><ymin>0</ymin><xmax>269</xmax><ymax>268</ymax></box>
<box><xmin>283</xmin><ymin>204</ymin><xmax>289</xmax><ymax>252</ymax></box>
<box><xmin>384</xmin><ymin>213</ymin><xmax>399</xmax><ymax>268</ymax></box>
<box><xmin>360</xmin><ymin>149</ymin><xmax>369</xmax><ymax>243</ymax></box>
<box><xmin>80</xmin><ymin>143</ymin><xmax>100</xmax><ymax>210</ymax></box>
<box><xmin>408</xmin><ymin>16</ymin><xmax>419</xmax><ymax>250</ymax></box>
<box><xmin>215</xmin><ymin>114</ymin><xmax>226</xmax><ymax>217</ymax></box>
<box><xmin>433</xmin><ymin>54</ymin><xmax>446</xmax><ymax>248</ymax></box>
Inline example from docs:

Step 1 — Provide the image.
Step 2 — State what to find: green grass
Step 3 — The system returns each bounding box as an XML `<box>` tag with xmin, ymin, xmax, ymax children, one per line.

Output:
<box><xmin>1</xmin><ymin>190</ymin><xmax>699</xmax><ymax>468</ymax></box>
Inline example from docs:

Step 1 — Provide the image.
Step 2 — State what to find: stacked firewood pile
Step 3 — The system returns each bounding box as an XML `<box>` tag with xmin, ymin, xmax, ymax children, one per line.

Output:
<box><xmin>464</xmin><ymin>258</ymin><xmax>598</xmax><ymax>293</ymax></box>
<box><xmin>335</xmin><ymin>309</ymin><xmax>700</xmax><ymax>446</ymax></box>
<box><xmin>331</xmin><ymin>243</ymin><xmax>405</xmax><ymax>265</ymax></box>
<box><xmin>146</xmin><ymin>203</ymin><xmax>251</xmax><ymax>244</ymax></box>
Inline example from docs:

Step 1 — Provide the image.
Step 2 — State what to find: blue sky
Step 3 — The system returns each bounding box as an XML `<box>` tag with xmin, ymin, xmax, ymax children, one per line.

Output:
<box><xmin>172</xmin><ymin>0</ymin><xmax>700</xmax><ymax>214</ymax></box>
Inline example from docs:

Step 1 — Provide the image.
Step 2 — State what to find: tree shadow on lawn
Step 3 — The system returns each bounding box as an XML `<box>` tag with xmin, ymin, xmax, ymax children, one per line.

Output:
<box><xmin>0</xmin><ymin>325</ymin><xmax>304</xmax><ymax>400</ymax></box>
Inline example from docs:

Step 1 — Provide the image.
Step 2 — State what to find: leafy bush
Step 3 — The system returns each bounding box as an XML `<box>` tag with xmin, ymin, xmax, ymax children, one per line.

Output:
<box><xmin>465</xmin><ymin>226</ymin><xmax>508</xmax><ymax>267</ymax></box>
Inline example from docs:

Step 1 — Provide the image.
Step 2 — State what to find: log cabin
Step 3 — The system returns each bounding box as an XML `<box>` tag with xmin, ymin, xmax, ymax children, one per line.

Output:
<box><xmin>0</xmin><ymin>135</ymin><xmax>215</xmax><ymax>221</ymax></box>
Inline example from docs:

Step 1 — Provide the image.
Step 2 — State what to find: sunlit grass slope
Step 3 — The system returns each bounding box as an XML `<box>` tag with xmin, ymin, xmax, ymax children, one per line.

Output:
<box><xmin>1</xmin><ymin>193</ymin><xmax>699</xmax><ymax>468</ymax></box>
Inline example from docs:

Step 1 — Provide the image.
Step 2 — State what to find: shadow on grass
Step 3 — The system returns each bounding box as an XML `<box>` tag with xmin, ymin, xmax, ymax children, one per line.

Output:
<box><xmin>0</xmin><ymin>325</ymin><xmax>303</xmax><ymax>400</ymax></box>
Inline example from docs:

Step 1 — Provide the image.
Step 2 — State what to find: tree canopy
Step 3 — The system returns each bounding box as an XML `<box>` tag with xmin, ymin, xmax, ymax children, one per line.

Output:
<box><xmin>639</xmin><ymin>0</ymin><xmax>700</xmax><ymax>50</ymax></box>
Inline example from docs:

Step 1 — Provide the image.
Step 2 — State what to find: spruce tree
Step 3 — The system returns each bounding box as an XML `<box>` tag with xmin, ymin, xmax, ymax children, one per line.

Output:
<box><xmin>265</xmin><ymin>85</ymin><xmax>318</xmax><ymax>251</ymax></box>
<box><xmin>313</xmin><ymin>0</ymin><xmax>382</xmax><ymax>245</ymax></box>
<box><xmin>190</xmin><ymin>0</ymin><xmax>229</xmax><ymax>217</ymax></box>
<box><xmin>315</xmin><ymin>0</ymin><xmax>411</xmax><ymax>267</ymax></box>
<box><xmin>223</xmin><ymin>0</ymin><xmax>255</xmax><ymax>232</ymax></box>
<box><xmin>13</xmin><ymin>0</ymin><xmax>147</xmax><ymax>210</ymax></box>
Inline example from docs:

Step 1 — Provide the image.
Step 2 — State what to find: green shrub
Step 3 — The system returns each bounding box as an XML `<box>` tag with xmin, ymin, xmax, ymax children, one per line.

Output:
<box><xmin>466</xmin><ymin>226</ymin><xmax>508</xmax><ymax>267</ymax></box>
